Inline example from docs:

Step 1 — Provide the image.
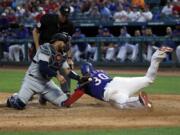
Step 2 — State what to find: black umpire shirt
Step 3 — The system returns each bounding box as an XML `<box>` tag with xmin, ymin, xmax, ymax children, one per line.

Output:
<box><xmin>37</xmin><ymin>14</ymin><xmax>74</xmax><ymax>45</ymax></box>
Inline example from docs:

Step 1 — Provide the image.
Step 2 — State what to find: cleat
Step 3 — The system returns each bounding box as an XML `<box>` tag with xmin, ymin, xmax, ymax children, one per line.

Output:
<box><xmin>159</xmin><ymin>46</ymin><xmax>173</xmax><ymax>53</ymax></box>
<box><xmin>152</xmin><ymin>46</ymin><xmax>173</xmax><ymax>60</ymax></box>
<box><xmin>39</xmin><ymin>95</ymin><xmax>47</xmax><ymax>105</ymax></box>
<box><xmin>139</xmin><ymin>91</ymin><xmax>152</xmax><ymax>109</ymax></box>
<box><xmin>6</xmin><ymin>97</ymin><xmax>12</xmax><ymax>108</ymax></box>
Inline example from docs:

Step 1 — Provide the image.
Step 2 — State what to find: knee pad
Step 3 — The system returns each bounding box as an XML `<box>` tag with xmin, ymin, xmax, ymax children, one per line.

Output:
<box><xmin>7</xmin><ymin>94</ymin><xmax>26</xmax><ymax>110</ymax></box>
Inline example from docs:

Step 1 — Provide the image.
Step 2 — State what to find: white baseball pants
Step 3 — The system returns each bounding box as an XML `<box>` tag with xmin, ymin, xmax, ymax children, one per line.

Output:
<box><xmin>104</xmin><ymin>49</ymin><xmax>164</xmax><ymax>109</ymax></box>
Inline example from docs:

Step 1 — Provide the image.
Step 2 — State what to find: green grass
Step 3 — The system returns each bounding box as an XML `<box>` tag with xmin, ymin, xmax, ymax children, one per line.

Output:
<box><xmin>0</xmin><ymin>69</ymin><xmax>180</xmax><ymax>134</ymax></box>
<box><xmin>0</xmin><ymin>70</ymin><xmax>25</xmax><ymax>92</ymax></box>
<box><xmin>0</xmin><ymin>70</ymin><xmax>180</xmax><ymax>94</ymax></box>
<box><xmin>0</xmin><ymin>127</ymin><xmax>180</xmax><ymax>135</ymax></box>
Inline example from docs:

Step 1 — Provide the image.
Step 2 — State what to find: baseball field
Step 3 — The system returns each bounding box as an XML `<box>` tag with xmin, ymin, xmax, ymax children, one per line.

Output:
<box><xmin>0</xmin><ymin>67</ymin><xmax>180</xmax><ymax>135</ymax></box>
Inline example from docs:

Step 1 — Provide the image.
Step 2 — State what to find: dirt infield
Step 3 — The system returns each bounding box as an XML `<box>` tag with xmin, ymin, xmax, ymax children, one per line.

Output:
<box><xmin>0</xmin><ymin>93</ymin><xmax>180</xmax><ymax>131</ymax></box>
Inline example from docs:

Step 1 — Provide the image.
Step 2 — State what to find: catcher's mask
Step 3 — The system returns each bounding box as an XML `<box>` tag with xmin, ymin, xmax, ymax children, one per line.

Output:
<box><xmin>50</xmin><ymin>32</ymin><xmax>71</xmax><ymax>55</ymax></box>
<box><xmin>81</xmin><ymin>62</ymin><xmax>94</xmax><ymax>76</ymax></box>
<box><xmin>50</xmin><ymin>32</ymin><xmax>71</xmax><ymax>44</ymax></box>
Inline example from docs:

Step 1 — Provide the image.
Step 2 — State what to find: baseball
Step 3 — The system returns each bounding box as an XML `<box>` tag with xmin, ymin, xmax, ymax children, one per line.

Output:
<box><xmin>147</xmin><ymin>103</ymin><xmax>152</xmax><ymax>108</ymax></box>
<box><xmin>88</xmin><ymin>78</ymin><xmax>93</xmax><ymax>81</ymax></box>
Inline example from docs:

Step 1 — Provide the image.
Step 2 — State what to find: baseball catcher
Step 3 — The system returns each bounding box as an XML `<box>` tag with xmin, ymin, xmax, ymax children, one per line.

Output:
<box><xmin>6</xmin><ymin>32</ymin><xmax>84</xmax><ymax>110</ymax></box>
<box><xmin>63</xmin><ymin>46</ymin><xmax>173</xmax><ymax>109</ymax></box>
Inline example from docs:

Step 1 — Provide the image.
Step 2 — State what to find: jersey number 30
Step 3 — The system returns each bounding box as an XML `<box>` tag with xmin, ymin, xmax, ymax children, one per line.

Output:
<box><xmin>93</xmin><ymin>73</ymin><xmax>109</xmax><ymax>86</ymax></box>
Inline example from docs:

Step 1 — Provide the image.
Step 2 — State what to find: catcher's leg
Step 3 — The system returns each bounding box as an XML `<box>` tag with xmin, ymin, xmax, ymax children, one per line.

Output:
<box><xmin>7</xmin><ymin>79</ymin><xmax>35</xmax><ymax>109</ymax></box>
<box><xmin>43</xmin><ymin>80</ymin><xmax>68</xmax><ymax>107</ymax></box>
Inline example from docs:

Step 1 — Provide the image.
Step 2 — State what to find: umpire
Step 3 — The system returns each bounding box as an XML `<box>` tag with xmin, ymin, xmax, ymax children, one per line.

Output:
<box><xmin>32</xmin><ymin>4</ymin><xmax>75</xmax><ymax>96</ymax></box>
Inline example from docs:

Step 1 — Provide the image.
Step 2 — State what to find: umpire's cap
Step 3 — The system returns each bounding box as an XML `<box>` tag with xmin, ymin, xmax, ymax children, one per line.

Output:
<box><xmin>60</xmin><ymin>4</ymin><xmax>70</xmax><ymax>16</ymax></box>
<box><xmin>50</xmin><ymin>32</ymin><xmax>70</xmax><ymax>43</ymax></box>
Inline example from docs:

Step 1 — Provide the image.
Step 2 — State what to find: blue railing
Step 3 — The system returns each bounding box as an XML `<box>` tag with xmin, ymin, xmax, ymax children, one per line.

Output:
<box><xmin>0</xmin><ymin>36</ymin><xmax>180</xmax><ymax>67</ymax></box>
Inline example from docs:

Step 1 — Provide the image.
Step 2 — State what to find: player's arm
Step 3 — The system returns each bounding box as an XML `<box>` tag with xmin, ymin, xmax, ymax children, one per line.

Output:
<box><xmin>33</xmin><ymin>14</ymin><xmax>46</xmax><ymax>50</ymax></box>
<box><xmin>67</xmin><ymin>50</ymin><xmax>74</xmax><ymax>69</ymax></box>
<box><xmin>32</xmin><ymin>27</ymin><xmax>40</xmax><ymax>50</ymax></box>
<box><xmin>63</xmin><ymin>66</ymin><xmax>92</xmax><ymax>84</ymax></box>
<box><xmin>38</xmin><ymin>51</ymin><xmax>66</xmax><ymax>83</ymax></box>
<box><xmin>39</xmin><ymin>59</ymin><xmax>66</xmax><ymax>84</ymax></box>
<box><xmin>62</xmin><ymin>61</ymin><xmax>80</xmax><ymax>81</ymax></box>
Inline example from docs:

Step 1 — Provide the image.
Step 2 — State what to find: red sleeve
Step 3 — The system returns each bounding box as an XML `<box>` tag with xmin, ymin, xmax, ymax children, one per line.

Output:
<box><xmin>63</xmin><ymin>88</ymin><xmax>85</xmax><ymax>107</ymax></box>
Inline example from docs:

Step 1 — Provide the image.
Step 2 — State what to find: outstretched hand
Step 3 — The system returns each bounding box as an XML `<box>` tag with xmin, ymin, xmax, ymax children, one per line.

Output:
<box><xmin>78</xmin><ymin>75</ymin><xmax>93</xmax><ymax>87</ymax></box>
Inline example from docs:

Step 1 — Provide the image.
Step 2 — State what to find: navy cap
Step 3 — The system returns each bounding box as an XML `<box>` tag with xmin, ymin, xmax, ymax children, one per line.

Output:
<box><xmin>103</xmin><ymin>28</ymin><xmax>109</xmax><ymax>32</ymax></box>
<box><xmin>75</xmin><ymin>28</ymin><xmax>81</xmax><ymax>32</ymax></box>
<box><xmin>141</xmin><ymin>26</ymin><xmax>147</xmax><ymax>30</ymax></box>
<box><xmin>60</xmin><ymin>4</ymin><xmax>70</xmax><ymax>16</ymax></box>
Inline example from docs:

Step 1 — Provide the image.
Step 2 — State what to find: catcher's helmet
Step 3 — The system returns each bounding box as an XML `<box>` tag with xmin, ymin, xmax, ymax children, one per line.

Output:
<box><xmin>50</xmin><ymin>32</ymin><xmax>70</xmax><ymax>43</ymax></box>
<box><xmin>81</xmin><ymin>62</ymin><xmax>94</xmax><ymax>75</ymax></box>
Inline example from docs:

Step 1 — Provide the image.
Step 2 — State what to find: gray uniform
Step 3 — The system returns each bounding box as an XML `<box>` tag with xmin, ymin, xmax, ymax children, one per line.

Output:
<box><xmin>18</xmin><ymin>43</ymin><xmax>68</xmax><ymax>106</ymax></box>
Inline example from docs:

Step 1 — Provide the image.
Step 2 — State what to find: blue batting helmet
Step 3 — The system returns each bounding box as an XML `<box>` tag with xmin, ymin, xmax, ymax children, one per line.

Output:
<box><xmin>81</xmin><ymin>62</ymin><xmax>94</xmax><ymax>75</ymax></box>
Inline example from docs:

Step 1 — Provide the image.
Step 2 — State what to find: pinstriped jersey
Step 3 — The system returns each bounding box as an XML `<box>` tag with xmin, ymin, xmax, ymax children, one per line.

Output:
<box><xmin>27</xmin><ymin>43</ymin><xmax>68</xmax><ymax>81</ymax></box>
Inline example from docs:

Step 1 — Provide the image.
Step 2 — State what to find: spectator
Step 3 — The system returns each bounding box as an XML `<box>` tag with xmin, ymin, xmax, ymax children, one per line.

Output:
<box><xmin>8</xmin><ymin>44</ymin><xmax>24</xmax><ymax>62</ymax></box>
<box><xmin>127</xmin><ymin>6</ymin><xmax>140</xmax><ymax>22</ymax></box>
<box><xmin>0</xmin><ymin>0</ymin><xmax>179</xmax><ymax>26</ymax></box>
<box><xmin>101</xmin><ymin>27</ymin><xmax>116</xmax><ymax>61</ymax></box>
<box><xmin>88</xmin><ymin>5</ymin><xmax>101</xmax><ymax>18</ymax></box>
<box><xmin>131</xmin><ymin>0</ymin><xmax>145</xmax><ymax>9</ymax></box>
<box><xmin>161</xmin><ymin>27</ymin><xmax>176</xmax><ymax>62</ymax></box>
<box><xmin>96</xmin><ymin>25</ymin><xmax>104</xmax><ymax>37</ymax></box>
<box><xmin>71</xmin><ymin>28</ymin><xmax>92</xmax><ymax>62</ymax></box>
<box><xmin>174</xmin><ymin>25</ymin><xmax>180</xmax><ymax>63</ymax></box>
<box><xmin>113</xmin><ymin>5</ymin><xmax>128</xmax><ymax>22</ymax></box>
<box><xmin>0</xmin><ymin>0</ymin><xmax>12</xmax><ymax>8</ymax></box>
<box><xmin>9</xmin><ymin>25</ymin><xmax>30</xmax><ymax>62</ymax></box>
<box><xmin>87</xmin><ymin>25</ymin><xmax>105</xmax><ymax>62</ymax></box>
<box><xmin>0</xmin><ymin>29</ymin><xmax>9</xmax><ymax>61</ymax></box>
<box><xmin>164</xmin><ymin>27</ymin><xmax>176</xmax><ymax>49</ymax></box>
<box><xmin>87</xmin><ymin>25</ymin><xmax>106</xmax><ymax>62</ymax></box>
<box><xmin>0</xmin><ymin>12</ymin><xmax>9</xmax><ymax>26</ymax></box>
<box><xmin>131</xmin><ymin>29</ymin><xmax>141</xmax><ymax>61</ymax></box>
<box><xmin>80</xmin><ymin>0</ymin><xmax>92</xmax><ymax>13</ymax></box>
<box><xmin>117</xmin><ymin>27</ymin><xmax>138</xmax><ymax>62</ymax></box>
<box><xmin>142</xmin><ymin>28</ymin><xmax>157</xmax><ymax>62</ymax></box>
<box><xmin>141</xmin><ymin>25</ymin><xmax>147</xmax><ymax>36</ymax></box>
<box><xmin>99</xmin><ymin>2</ymin><xmax>112</xmax><ymax>20</ymax></box>
<box><xmin>172</xmin><ymin>1</ymin><xmax>180</xmax><ymax>18</ymax></box>
<box><xmin>161</xmin><ymin>2</ymin><xmax>173</xmax><ymax>16</ymax></box>
<box><xmin>138</xmin><ymin>5</ymin><xmax>153</xmax><ymax>22</ymax></box>
<box><xmin>40</xmin><ymin>0</ymin><xmax>59</xmax><ymax>13</ymax></box>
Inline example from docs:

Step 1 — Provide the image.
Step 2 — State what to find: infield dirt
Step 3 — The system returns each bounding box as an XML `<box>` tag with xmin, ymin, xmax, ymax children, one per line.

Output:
<box><xmin>0</xmin><ymin>93</ymin><xmax>180</xmax><ymax>131</ymax></box>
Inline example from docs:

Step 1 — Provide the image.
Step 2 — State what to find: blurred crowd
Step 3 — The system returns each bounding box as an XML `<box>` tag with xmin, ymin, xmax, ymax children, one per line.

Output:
<box><xmin>0</xmin><ymin>0</ymin><xmax>180</xmax><ymax>26</ymax></box>
<box><xmin>1</xmin><ymin>24</ymin><xmax>179</xmax><ymax>63</ymax></box>
<box><xmin>0</xmin><ymin>0</ymin><xmax>180</xmax><ymax>63</ymax></box>
<box><xmin>71</xmin><ymin>25</ymin><xmax>180</xmax><ymax>63</ymax></box>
